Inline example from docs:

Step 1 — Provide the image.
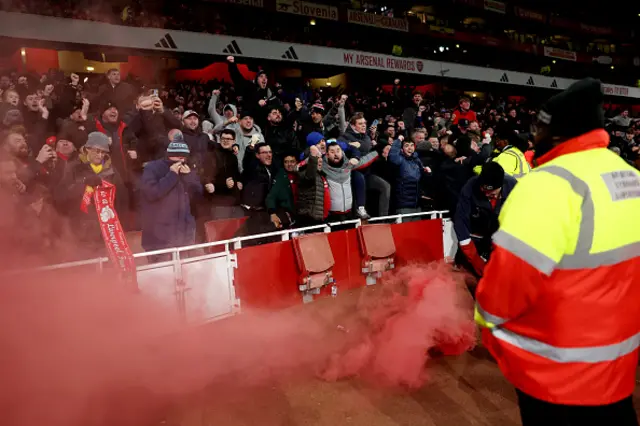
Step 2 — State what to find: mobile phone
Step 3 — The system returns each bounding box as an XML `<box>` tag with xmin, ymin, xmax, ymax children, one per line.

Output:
<box><xmin>371</xmin><ymin>119</ymin><xmax>379</xmax><ymax>128</ymax></box>
<box><xmin>151</xmin><ymin>89</ymin><xmax>159</xmax><ymax>97</ymax></box>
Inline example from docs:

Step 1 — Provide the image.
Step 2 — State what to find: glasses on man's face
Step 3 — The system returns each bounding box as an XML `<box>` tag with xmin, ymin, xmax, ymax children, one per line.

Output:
<box><xmin>220</xmin><ymin>137</ymin><xmax>235</xmax><ymax>142</ymax></box>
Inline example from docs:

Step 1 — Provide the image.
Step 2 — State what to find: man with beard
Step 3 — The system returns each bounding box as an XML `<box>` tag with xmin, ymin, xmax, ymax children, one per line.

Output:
<box><xmin>263</xmin><ymin>106</ymin><xmax>301</xmax><ymax>167</ymax></box>
<box><xmin>322</xmin><ymin>141</ymin><xmax>378</xmax><ymax>222</ymax></box>
<box><xmin>1</xmin><ymin>128</ymin><xmax>55</xmax><ymax>190</ymax></box>
<box><xmin>475</xmin><ymin>78</ymin><xmax>640</xmax><ymax>426</ymax></box>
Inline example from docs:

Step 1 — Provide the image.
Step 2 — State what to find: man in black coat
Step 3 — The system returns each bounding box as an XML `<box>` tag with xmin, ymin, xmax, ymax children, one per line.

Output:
<box><xmin>264</xmin><ymin>106</ymin><xmax>301</xmax><ymax>168</ymax></box>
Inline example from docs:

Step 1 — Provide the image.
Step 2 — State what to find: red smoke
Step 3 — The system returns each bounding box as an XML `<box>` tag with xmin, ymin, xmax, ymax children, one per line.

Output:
<box><xmin>320</xmin><ymin>263</ymin><xmax>477</xmax><ymax>387</ymax></box>
<box><xmin>0</xmin><ymin>193</ymin><xmax>475</xmax><ymax>426</ymax></box>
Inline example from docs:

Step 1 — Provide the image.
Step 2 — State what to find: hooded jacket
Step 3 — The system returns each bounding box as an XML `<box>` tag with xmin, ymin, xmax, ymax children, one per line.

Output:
<box><xmin>323</xmin><ymin>151</ymin><xmax>378</xmax><ymax>213</ymax></box>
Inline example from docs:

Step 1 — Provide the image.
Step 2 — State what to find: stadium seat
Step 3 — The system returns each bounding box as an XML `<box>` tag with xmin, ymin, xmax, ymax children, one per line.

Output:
<box><xmin>357</xmin><ymin>224</ymin><xmax>396</xmax><ymax>285</ymax></box>
<box><xmin>292</xmin><ymin>233</ymin><xmax>336</xmax><ymax>303</ymax></box>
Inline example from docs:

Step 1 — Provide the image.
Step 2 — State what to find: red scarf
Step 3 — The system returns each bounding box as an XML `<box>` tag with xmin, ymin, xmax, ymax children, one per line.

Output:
<box><xmin>81</xmin><ymin>180</ymin><xmax>136</xmax><ymax>278</ymax></box>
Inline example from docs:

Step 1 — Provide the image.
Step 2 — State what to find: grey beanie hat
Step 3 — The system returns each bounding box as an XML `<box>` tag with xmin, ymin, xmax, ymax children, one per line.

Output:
<box><xmin>85</xmin><ymin>132</ymin><xmax>110</xmax><ymax>151</ymax></box>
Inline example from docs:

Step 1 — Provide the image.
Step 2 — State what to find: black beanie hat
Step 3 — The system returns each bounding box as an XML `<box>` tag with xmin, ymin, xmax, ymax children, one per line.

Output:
<box><xmin>538</xmin><ymin>78</ymin><xmax>605</xmax><ymax>139</ymax></box>
<box><xmin>478</xmin><ymin>162</ymin><xmax>505</xmax><ymax>190</ymax></box>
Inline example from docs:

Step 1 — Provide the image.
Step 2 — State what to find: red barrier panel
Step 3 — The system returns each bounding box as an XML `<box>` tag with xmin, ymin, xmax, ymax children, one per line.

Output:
<box><xmin>233</xmin><ymin>219</ymin><xmax>444</xmax><ymax>309</ymax></box>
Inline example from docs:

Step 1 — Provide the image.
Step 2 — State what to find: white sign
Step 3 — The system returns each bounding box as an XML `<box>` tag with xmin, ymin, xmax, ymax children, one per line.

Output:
<box><xmin>346</xmin><ymin>9</ymin><xmax>409</xmax><ymax>32</ymax></box>
<box><xmin>1</xmin><ymin>12</ymin><xmax>638</xmax><ymax>98</ymax></box>
<box><xmin>276</xmin><ymin>0</ymin><xmax>338</xmax><ymax>21</ymax></box>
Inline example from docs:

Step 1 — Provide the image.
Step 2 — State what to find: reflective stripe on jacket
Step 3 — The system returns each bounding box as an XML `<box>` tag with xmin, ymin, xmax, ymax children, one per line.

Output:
<box><xmin>475</xmin><ymin>129</ymin><xmax>640</xmax><ymax>405</ymax></box>
<box><xmin>493</xmin><ymin>146</ymin><xmax>531</xmax><ymax>179</ymax></box>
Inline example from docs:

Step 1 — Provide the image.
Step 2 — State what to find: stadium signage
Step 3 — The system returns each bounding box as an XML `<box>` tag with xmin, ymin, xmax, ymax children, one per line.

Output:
<box><xmin>543</xmin><ymin>47</ymin><xmax>577</xmax><ymax>62</ymax></box>
<box><xmin>513</xmin><ymin>7</ymin><xmax>546</xmax><ymax>23</ymax></box>
<box><xmin>346</xmin><ymin>9</ymin><xmax>409</xmax><ymax>32</ymax></box>
<box><xmin>343</xmin><ymin>53</ymin><xmax>423</xmax><ymax>72</ymax></box>
<box><xmin>276</xmin><ymin>0</ymin><xmax>338</xmax><ymax>21</ymax></box>
<box><xmin>1</xmin><ymin>12</ymin><xmax>638</xmax><ymax>99</ymax></box>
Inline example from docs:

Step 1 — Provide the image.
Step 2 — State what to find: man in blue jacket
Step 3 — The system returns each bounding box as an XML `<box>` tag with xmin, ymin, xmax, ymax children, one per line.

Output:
<box><xmin>454</xmin><ymin>161</ymin><xmax>516</xmax><ymax>277</ymax></box>
<box><xmin>387</xmin><ymin>136</ymin><xmax>430</xmax><ymax>217</ymax></box>
<box><xmin>140</xmin><ymin>137</ymin><xmax>202</xmax><ymax>262</ymax></box>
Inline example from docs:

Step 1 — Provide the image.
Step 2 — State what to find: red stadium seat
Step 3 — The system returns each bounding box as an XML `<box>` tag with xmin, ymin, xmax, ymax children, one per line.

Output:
<box><xmin>357</xmin><ymin>224</ymin><xmax>396</xmax><ymax>285</ymax></box>
<box><xmin>292</xmin><ymin>233</ymin><xmax>336</xmax><ymax>303</ymax></box>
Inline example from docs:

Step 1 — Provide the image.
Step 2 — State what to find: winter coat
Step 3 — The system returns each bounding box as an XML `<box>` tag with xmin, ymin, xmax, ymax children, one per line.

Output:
<box><xmin>85</xmin><ymin>118</ymin><xmax>137</xmax><ymax>183</ymax></box>
<box><xmin>208</xmin><ymin>94</ymin><xmax>238</xmax><ymax>135</ymax></box>
<box><xmin>264</xmin><ymin>123</ymin><xmax>301</xmax><ymax>165</ymax></box>
<box><xmin>94</xmin><ymin>81</ymin><xmax>136</xmax><ymax>114</ymax></box>
<box><xmin>266</xmin><ymin>168</ymin><xmax>296</xmax><ymax>215</ymax></box>
<box><xmin>54</xmin><ymin>154</ymin><xmax>129</xmax><ymax>245</ymax></box>
<box><xmin>124</xmin><ymin>108</ymin><xmax>182</xmax><ymax>165</ymax></box>
<box><xmin>340</xmin><ymin>126</ymin><xmax>374</xmax><ymax>156</ymax></box>
<box><xmin>181</xmin><ymin>127</ymin><xmax>210</xmax><ymax>175</ymax></box>
<box><xmin>388</xmin><ymin>140</ymin><xmax>425</xmax><ymax>209</ymax></box>
<box><xmin>297</xmin><ymin>155</ymin><xmax>329</xmax><ymax>221</ymax></box>
<box><xmin>240</xmin><ymin>145</ymin><xmax>274</xmax><ymax>210</ymax></box>
<box><xmin>202</xmin><ymin>143</ymin><xmax>241</xmax><ymax>207</ymax></box>
<box><xmin>139</xmin><ymin>159</ymin><xmax>202</xmax><ymax>251</ymax></box>
<box><xmin>323</xmin><ymin>151</ymin><xmax>378</xmax><ymax>213</ymax></box>
<box><xmin>453</xmin><ymin>174</ymin><xmax>517</xmax><ymax>243</ymax></box>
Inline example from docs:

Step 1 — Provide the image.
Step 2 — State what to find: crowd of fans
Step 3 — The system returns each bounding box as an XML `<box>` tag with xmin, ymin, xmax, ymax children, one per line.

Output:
<box><xmin>1</xmin><ymin>53</ymin><xmax>639</xmax><ymax>263</ymax></box>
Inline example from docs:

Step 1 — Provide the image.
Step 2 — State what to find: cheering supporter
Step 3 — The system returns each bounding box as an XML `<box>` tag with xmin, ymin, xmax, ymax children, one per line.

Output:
<box><xmin>236</xmin><ymin>141</ymin><xmax>275</xmax><ymax>239</ymax></box>
<box><xmin>452</xmin><ymin>97</ymin><xmax>477</xmax><ymax>126</ymax></box>
<box><xmin>139</xmin><ymin>137</ymin><xmax>202</xmax><ymax>261</ymax></box>
<box><xmin>94</xmin><ymin>69</ymin><xmax>136</xmax><ymax>114</ymax></box>
<box><xmin>263</xmin><ymin>106</ymin><xmax>301</xmax><ymax>167</ymax></box>
<box><xmin>232</xmin><ymin>111</ymin><xmax>265</xmax><ymax>173</ymax></box>
<box><xmin>266</xmin><ymin>153</ymin><xmax>298</xmax><ymax>229</ymax></box>
<box><xmin>295</xmin><ymin>144</ymin><xmax>330</xmax><ymax>228</ymax></box>
<box><xmin>387</xmin><ymin>136</ymin><xmax>430</xmax><ymax>216</ymax></box>
<box><xmin>208</xmin><ymin>89</ymin><xmax>238</xmax><ymax>138</ymax></box>
<box><xmin>201</xmin><ymin>128</ymin><xmax>243</xmax><ymax>220</ymax></box>
<box><xmin>57</xmin><ymin>98</ymin><xmax>90</xmax><ymax>148</ymax></box>
<box><xmin>323</xmin><ymin>141</ymin><xmax>378</xmax><ymax>222</ymax></box>
<box><xmin>54</xmin><ymin>132</ymin><xmax>129</xmax><ymax>252</ymax></box>
<box><xmin>180</xmin><ymin>109</ymin><xmax>210</xmax><ymax>171</ymax></box>
<box><xmin>1</xmin><ymin>127</ymin><xmax>54</xmax><ymax>190</ymax></box>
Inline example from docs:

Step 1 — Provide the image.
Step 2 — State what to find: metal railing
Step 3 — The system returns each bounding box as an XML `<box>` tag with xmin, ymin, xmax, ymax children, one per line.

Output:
<box><xmin>4</xmin><ymin>210</ymin><xmax>449</xmax><ymax>275</ymax></box>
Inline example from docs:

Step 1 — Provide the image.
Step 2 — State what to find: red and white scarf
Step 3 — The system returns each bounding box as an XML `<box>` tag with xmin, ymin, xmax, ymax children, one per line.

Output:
<box><xmin>81</xmin><ymin>180</ymin><xmax>136</xmax><ymax>279</ymax></box>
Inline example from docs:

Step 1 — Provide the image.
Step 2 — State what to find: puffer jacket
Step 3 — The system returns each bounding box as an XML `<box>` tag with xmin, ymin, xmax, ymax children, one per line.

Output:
<box><xmin>340</xmin><ymin>126</ymin><xmax>373</xmax><ymax>155</ymax></box>
<box><xmin>323</xmin><ymin>151</ymin><xmax>378</xmax><ymax>213</ymax></box>
<box><xmin>297</xmin><ymin>155</ymin><xmax>329</xmax><ymax>221</ymax></box>
<box><xmin>388</xmin><ymin>139</ymin><xmax>425</xmax><ymax>209</ymax></box>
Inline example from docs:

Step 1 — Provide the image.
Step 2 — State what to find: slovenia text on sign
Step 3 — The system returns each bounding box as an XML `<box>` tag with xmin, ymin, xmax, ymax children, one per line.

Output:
<box><xmin>275</xmin><ymin>0</ymin><xmax>338</xmax><ymax>21</ymax></box>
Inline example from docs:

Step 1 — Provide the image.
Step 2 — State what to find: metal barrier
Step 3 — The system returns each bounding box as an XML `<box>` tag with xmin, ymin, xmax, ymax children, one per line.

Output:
<box><xmin>4</xmin><ymin>211</ymin><xmax>452</xmax><ymax>323</ymax></box>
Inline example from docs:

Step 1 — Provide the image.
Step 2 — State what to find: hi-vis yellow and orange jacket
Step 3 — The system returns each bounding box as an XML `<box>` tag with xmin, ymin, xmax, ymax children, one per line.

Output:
<box><xmin>475</xmin><ymin>129</ymin><xmax>640</xmax><ymax>406</ymax></box>
<box><xmin>473</xmin><ymin>146</ymin><xmax>531</xmax><ymax>180</ymax></box>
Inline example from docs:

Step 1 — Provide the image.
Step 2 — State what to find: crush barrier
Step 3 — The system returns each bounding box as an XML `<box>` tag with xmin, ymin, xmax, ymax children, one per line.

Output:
<box><xmin>5</xmin><ymin>211</ymin><xmax>454</xmax><ymax>324</ymax></box>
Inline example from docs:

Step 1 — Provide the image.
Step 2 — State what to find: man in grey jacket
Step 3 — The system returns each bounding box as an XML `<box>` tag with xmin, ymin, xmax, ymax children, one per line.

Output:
<box><xmin>229</xmin><ymin>110</ymin><xmax>265</xmax><ymax>173</ymax></box>
<box><xmin>208</xmin><ymin>89</ymin><xmax>238</xmax><ymax>139</ymax></box>
<box><xmin>322</xmin><ymin>141</ymin><xmax>378</xmax><ymax>221</ymax></box>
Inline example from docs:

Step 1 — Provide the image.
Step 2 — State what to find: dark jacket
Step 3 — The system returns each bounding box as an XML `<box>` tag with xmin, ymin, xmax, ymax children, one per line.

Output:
<box><xmin>264</xmin><ymin>123</ymin><xmax>301</xmax><ymax>165</ymax></box>
<box><xmin>139</xmin><ymin>159</ymin><xmax>202</xmax><ymax>251</ymax></box>
<box><xmin>85</xmin><ymin>118</ymin><xmax>137</xmax><ymax>183</ymax></box>
<box><xmin>266</xmin><ymin>168</ymin><xmax>295</xmax><ymax>215</ymax></box>
<box><xmin>435</xmin><ymin>157</ymin><xmax>472</xmax><ymax>215</ymax></box>
<box><xmin>297</xmin><ymin>155</ymin><xmax>328</xmax><ymax>222</ymax></box>
<box><xmin>124</xmin><ymin>108</ymin><xmax>182</xmax><ymax>165</ymax></box>
<box><xmin>54</xmin><ymin>154</ymin><xmax>129</xmax><ymax>245</ymax></box>
<box><xmin>228</xmin><ymin>62</ymin><xmax>280</xmax><ymax>129</ymax></box>
<box><xmin>94</xmin><ymin>81</ymin><xmax>136</xmax><ymax>114</ymax></box>
<box><xmin>340</xmin><ymin>126</ymin><xmax>373</xmax><ymax>155</ymax></box>
<box><xmin>182</xmin><ymin>127</ymin><xmax>210</xmax><ymax>175</ymax></box>
<box><xmin>202</xmin><ymin>143</ymin><xmax>241</xmax><ymax>207</ymax></box>
<box><xmin>453</xmin><ymin>174</ymin><xmax>517</xmax><ymax>243</ymax></box>
<box><xmin>240</xmin><ymin>145</ymin><xmax>274</xmax><ymax>210</ymax></box>
<box><xmin>388</xmin><ymin>139</ymin><xmax>425</xmax><ymax>209</ymax></box>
